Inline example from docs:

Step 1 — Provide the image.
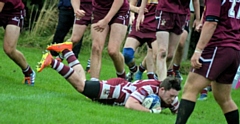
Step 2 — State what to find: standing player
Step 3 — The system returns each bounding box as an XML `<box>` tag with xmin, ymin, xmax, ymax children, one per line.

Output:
<box><xmin>175</xmin><ymin>0</ymin><xmax>240</xmax><ymax>123</ymax></box>
<box><xmin>167</xmin><ymin>11</ymin><xmax>191</xmax><ymax>81</ymax></box>
<box><xmin>71</xmin><ymin>0</ymin><xmax>92</xmax><ymax>73</ymax></box>
<box><xmin>123</xmin><ymin>0</ymin><xmax>158</xmax><ymax>82</ymax></box>
<box><xmin>89</xmin><ymin>0</ymin><xmax>129</xmax><ymax>81</ymax></box>
<box><xmin>71</xmin><ymin>0</ymin><xmax>92</xmax><ymax>49</ymax></box>
<box><xmin>0</xmin><ymin>0</ymin><xmax>35</xmax><ymax>85</ymax></box>
<box><xmin>37</xmin><ymin>42</ymin><xmax>181</xmax><ymax>114</ymax></box>
<box><xmin>137</xmin><ymin>0</ymin><xmax>200</xmax><ymax>81</ymax></box>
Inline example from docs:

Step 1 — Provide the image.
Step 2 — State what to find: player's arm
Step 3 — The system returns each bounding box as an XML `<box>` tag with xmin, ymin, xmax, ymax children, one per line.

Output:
<box><xmin>136</xmin><ymin>0</ymin><xmax>147</xmax><ymax>31</ymax></box>
<box><xmin>125</xmin><ymin>96</ymin><xmax>151</xmax><ymax>112</ymax></box>
<box><xmin>130</xmin><ymin>0</ymin><xmax>138</xmax><ymax>13</ymax></box>
<box><xmin>71</xmin><ymin>0</ymin><xmax>85</xmax><ymax>18</ymax></box>
<box><xmin>103</xmin><ymin>0</ymin><xmax>124</xmax><ymax>23</ymax></box>
<box><xmin>0</xmin><ymin>2</ymin><xmax>5</xmax><ymax>12</ymax></box>
<box><xmin>192</xmin><ymin>0</ymin><xmax>200</xmax><ymax>27</ymax></box>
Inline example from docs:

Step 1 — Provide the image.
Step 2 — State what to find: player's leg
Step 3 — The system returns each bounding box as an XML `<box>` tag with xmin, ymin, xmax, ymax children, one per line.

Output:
<box><xmin>175</xmin><ymin>72</ymin><xmax>210</xmax><ymax>124</ymax></box>
<box><xmin>108</xmin><ymin>23</ymin><xmax>128</xmax><ymax>79</ymax></box>
<box><xmin>155</xmin><ymin>31</ymin><xmax>169</xmax><ymax>81</ymax></box>
<box><xmin>90</xmin><ymin>23</ymin><xmax>109</xmax><ymax>80</ymax></box>
<box><xmin>145</xmin><ymin>41</ymin><xmax>157</xmax><ymax>80</ymax></box>
<box><xmin>123</xmin><ymin>37</ymin><xmax>140</xmax><ymax>81</ymax></box>
<box><xmin>135</xmin><ymin>55</ymin><xmax>147</xmax><ymax>80</ymax></box>
<box><xmin>37</xmin><ymin>51</ymin><xmax>86</xmax><ymax>93</ymax></box>
<box><xmin>170</xmin><ymin>30</ymin><xmax>188</xmax><ymax>81</ymax></box>
<box><xmin>212</xmin><ymin>82</ymin><xmax>239</xmax><ymax>124</ymax></box>
<box><xmin>4</xmin><ymin>23</ymin><xmax>35</xmax><ymax>85</ymax></box>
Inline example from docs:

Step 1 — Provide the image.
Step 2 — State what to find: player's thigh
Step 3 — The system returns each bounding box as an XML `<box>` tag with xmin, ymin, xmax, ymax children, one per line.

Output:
<box><xmin>108</xmin><ymin>23</ymin><xmax>128</xmax><ymax>49</ymax></box>
<box><xmin>183</xmin><ymin>72</ymin><xmax>211</xmax><ymax>95</ymax></box>
<box><xmin>91</xmin><ymin>24</ymin><xmax>109</xmax><ymax>48</ymax></box>
<box><xmin>71</xmin><ymin>24</ymin><xmax>87</xmax><ymax>41</ymax></box>
<box><xmin>4</xmin><ymin>25</ymin><xmax>20</xmax><ymax>49</ymax></box>
<box><xmin>156</xmin><ymin>31</ymin><xmax>169</xmax><ymax>50</ymax></box>
<box><xmin>123</xmin><ymin>37</ymin><xmax>140</xmax><ymax>50</ymax></box>
<box><xmin>211</xmin><ymin>81</ymin><xmax>232</xmax><ymax>102</ymax></box>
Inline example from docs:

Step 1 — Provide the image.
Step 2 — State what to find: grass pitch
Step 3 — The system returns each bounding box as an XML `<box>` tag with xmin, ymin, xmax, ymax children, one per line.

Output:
<box><xmin>0</xmin><ymin>44</ymin><xmax>239</xmax><ymax>124</ymax></box>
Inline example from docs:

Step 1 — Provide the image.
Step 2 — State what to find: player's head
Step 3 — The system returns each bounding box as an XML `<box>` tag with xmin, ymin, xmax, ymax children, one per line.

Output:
<box><xmin>158</xmin><ymin>77</ymin><xmax>181</xmax><ymax>104</ymax></box>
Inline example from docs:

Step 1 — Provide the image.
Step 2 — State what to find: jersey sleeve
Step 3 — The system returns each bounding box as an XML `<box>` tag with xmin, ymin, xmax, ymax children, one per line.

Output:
<box><xmin>205</xmin><ymin>0</ymin><xmax>221</xmax><ymax>17</ymax></box>
<box><xmin>130</xmin><ymin>85</ymin><xmax>158</xmax><ymax>103</ymax></box>
<box><xmin>169</xmin><ymin>96</ymin><xmax>179</xmax><ymax>114</ymax></box>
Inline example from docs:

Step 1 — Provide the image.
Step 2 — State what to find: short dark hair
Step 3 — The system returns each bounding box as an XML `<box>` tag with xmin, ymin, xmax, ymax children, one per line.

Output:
<box><xmin>160</xmin><ymin>77</ymin><xmax>181</xmax><ymax>91</ymax></box>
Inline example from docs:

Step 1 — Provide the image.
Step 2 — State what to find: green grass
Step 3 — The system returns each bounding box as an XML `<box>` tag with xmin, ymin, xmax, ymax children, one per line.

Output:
<box><xmin>0</xmin><ymin>42</ymin><xmax>240</xmax><ymax>124</ymax></box>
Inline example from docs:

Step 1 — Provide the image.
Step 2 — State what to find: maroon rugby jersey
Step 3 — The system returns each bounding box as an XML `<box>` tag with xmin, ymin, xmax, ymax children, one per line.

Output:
<box><xmin>204</xmin><ymin>0</ymin><xmax>240</xmax><ymax>50</ymax></box>
<box><xmin>0</xmin><ymin>0</ymin><xmax>24</xmax><ymax>12</ymax></box>
<box><xmin>157</xmin><ymin>0</ymin><xmax>190</xmax><ymax>14</ymax></box>
<box><xmin>98</xmin><ymin>78</ymin><xmax>179</xmax><ymax>112</ymax></box>
<box><xmin>93</xmin><ymin>0</ymin><xmax>129</xmax><ymax>12</ymax></box>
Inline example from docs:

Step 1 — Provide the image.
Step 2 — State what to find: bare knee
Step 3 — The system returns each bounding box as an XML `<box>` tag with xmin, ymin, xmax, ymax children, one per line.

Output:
<box><xmin>159</xmin><ymin>49</ymin><xmax>167</xmax><ymax>59</ymax></box>
<box><xmin>108</xmin><ymin>47</ymin><xmax>118</xmax><ymax>57</ymax></box>
<box><xmin>92</xmin><ymin>42</ymin><xmax>103</xmax><ymax>55</ymax></box>
<box><xmin>3</xmin><ymin>46</ymin><xmax>14</xmax><ymax>56</ymax></box>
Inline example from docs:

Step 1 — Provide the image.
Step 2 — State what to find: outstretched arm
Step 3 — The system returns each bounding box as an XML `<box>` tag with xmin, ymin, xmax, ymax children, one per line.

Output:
<box><xmin>125</xmin><ymin>96</ymin><xmax>161</xmax><ymax>113</ymax></box>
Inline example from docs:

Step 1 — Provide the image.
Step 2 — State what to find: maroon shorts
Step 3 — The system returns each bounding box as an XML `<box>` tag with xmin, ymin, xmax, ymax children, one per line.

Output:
<box><xmin>155</xmin><ymin>10</ymin><xmax>186</xmax><ymax>35</ymax></box>
<box><xmin>0</xmin><ymin>10</ymin><xmax>25</xmax><ymax>29</ymax></box>
<box><xmin>128</xmin><ymin>26</ymin><xmax>156</xmax><ymax>48</ymax></box>
<box><xmin>192</xmin><ymin>47</ymin><xmax>240</xmax><ymax>84</ymax></box>
<box><xmin>92</xmin><ymin>9</ymin><xmax>129</xmax><ymax>26</ymax></box>
<box><xmin>74</xmin><ymin>3</ymin><xmax>92</xmax><ymax>25</ymax></box>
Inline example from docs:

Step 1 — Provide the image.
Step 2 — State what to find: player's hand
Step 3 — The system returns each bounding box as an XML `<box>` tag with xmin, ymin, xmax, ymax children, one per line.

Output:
<box><xmin>129</xmin><ymin>14</ymin><xmax>135</xmax><ymax>26</ymax></box>
<box><xmin>192</xmin><ymin>19</ymin><xmax>200</xmax><ymax>30</ymax></box>
<box><xmin>191</xmin><ymin>50</ymin><xmax>202</xmax><ymax>69</ymax></box>
<box><xmin>195</xmin><ymin>23</ymin><xmax>203</xmax><ymax>32</ymax></box>
<box><xmin>150</xmin><ymin>107</ymin><xmax>161</xmax><ymax>114</ymax></box>
<box><xmin>74</xmin><ymin>9</ymin><xmax>86</xmax><ymax>20</ymax></box>
<box><xmin>93</xmin><ymin>19</ymin><xmax>108</xmax><ymax>32</ymax></box>
<box><xmin>136</xmin><ymin>11</ymin><xmax>145</xmax><ymax>31</ymax></box>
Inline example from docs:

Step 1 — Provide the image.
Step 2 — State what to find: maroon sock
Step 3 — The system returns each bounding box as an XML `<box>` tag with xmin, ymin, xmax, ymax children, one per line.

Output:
<box><xmin>22</xmin><ymin>65</ymin><xmax>33</xmax><ymax>77</ymax></box>
<box><xmin>63</xmin><ymin>49</ymin><xmax>80</xmax><ymax>67</ymax></box>
<box><xmin>51</xmin><ymin>59</ymin><xmax>74</xmax><ymax>79</ymax></box>
<box><xmin>117</xmin><ymin>71</ymin><xmax>126</xmax><ymax>79</ymax></box>
<box><xmin>129</xmin><ymin>65</ymin><xmax>138</xmax><ymax>73</ymax></box>
<box><xmin>139</xmin><ymin>63</ymin><xmax>146</xmax><ymax>72</ymax></box>
<box><xmin>173</xmin><ymin>64</ymin><xmax>180</xmax><ymax>71</ymax></box>
<box><xmin>147</xmin><ymin>72</ymin><xmax>155</xmax><ymax>79</ymax></box>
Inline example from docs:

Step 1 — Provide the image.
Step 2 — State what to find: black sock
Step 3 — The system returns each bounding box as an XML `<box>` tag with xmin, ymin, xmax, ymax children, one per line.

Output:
<box><xmin>224</xmin><ymin>110</ymin><xmax>239</xmax><ymax>124</ymax></box>
<box><xmin>175</xmin><ymin>99</ymin><xmax>196</xmax><ymax>124</ymax></box>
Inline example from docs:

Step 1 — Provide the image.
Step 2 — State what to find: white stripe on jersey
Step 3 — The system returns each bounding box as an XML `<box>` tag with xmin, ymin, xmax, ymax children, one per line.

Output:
<box><xmin>100</xmin><ymin>84</ymin><xmax>110</xmax><ymax>99</ymax></box>
<box><xmin>112</xmin><ymin>85</ymin><xmax>121</xmax><ymax>98</ymax></box>
<box><xmin>130</xmin><ymin>85</ymin><xmax>158</xmax><ymax>103</ymax></box>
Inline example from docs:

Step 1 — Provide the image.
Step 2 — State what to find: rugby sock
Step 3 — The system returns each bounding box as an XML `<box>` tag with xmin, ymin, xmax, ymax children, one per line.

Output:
<box><xmin>129</xmin><ymin>65</ymin><xmax>137</xmax><ymax>73</ymax></box>
<box><xmin>224</xmin><ymin>110</ymin><xmax>239</xmax><ymax>124</ymax></box>
<box><xmin>167</xmin><ymin>69</ymin><xmax>174</xmax><ymax>76</ymax></box>
<box><xmin>200</xmin><ymin>87</ymin><xmax>208</xmax><ymax>96</ymax></box>
<box><xmin>63</xmin><ymin>49</ymin><xmax>80</xmax><ymax>68</ymax></box>
<box><xmin>173</xmin><ymin>64</ymin><xmax>180</xmax><ymax>71</ymax></box>
<box><xmin>117</xmin><ymin>70</ymin><xmax>126</xmax><ymax>79</ymax></box>
<box><xmin>147</xmin><ymin>72</ymin><xmax>155</xmax><ymax>79</ymax></box>
<box><xmin>22</xmin><ymin>65</ymin><xmax>33</xmax><ymax>77</ymax></box>
<box><xmin>51</xmin><ymin>59</ymin><xmax>74</xmax><ymax>79</ymax></box>
<box><xmin>139</xmin><ymin>63</ymin><xmax>146</xmax><ymax>72</ymax></box>
<box><xmin>175</xmin><ymin>99</ymin><xmax>195</xmax><ymax>124</ymax></box>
